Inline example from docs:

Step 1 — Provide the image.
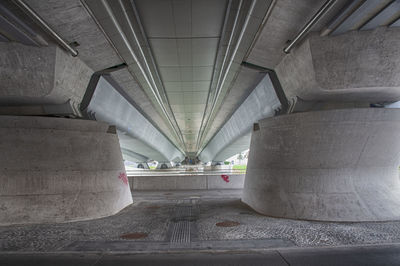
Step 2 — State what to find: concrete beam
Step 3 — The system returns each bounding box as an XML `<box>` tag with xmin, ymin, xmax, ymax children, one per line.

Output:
<box><xmin>0</xmin><ymin>42</ymin><xmax>92</xmax><ymax>106</ymax></box>
<box><xmin>276</xmin><ymin>27</ymin><xmax>400</xmax><ymax>103</ymax></box>
<box><xmin>85</xmin><ymin>76</ymin><xmax>184</xmax><ymax>162</ymax></box>
<box><xmin>199</xmin><ymin>74</ymin><xmax>280</xmax><ymax>163</ymax></box>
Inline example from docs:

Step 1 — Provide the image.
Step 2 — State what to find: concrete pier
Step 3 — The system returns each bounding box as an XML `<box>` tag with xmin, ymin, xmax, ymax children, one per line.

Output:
<box><xmin>243</xmin><ymin>108</ymin><xmax>400</xmax><ymax>222</ymax></box>
<box><xmin>0</xmin><ymin>116</ymin><xmax>132</xmax><ymax>225</ymax></box>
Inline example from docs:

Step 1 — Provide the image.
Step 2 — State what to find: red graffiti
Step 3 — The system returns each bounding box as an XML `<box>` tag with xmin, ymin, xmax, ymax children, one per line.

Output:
<box><xmin>221</xmin><ymin>174</ymin><xmax>230</xmax><ymax>183</ymax></box>
<box><xmin>118</xmin><ymin>172</ymin><xmax>128</xmax><ymax>186</ymax></box>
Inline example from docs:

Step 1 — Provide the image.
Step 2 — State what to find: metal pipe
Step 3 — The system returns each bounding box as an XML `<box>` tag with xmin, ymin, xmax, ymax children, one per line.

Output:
<box><xmin>13</xmin><ymin>0</ymin><xmax>78</xmax><ymax>56</ymax></box>
<box><xmin>0</xmin><ymin>2</ymin><xmax>48</xmax><ymax>46</ymax></box>
<box><xmin>283</xmin><ymin>0</ymin><xmax>336</xmax><ymax>54</ymax></box>
<box><xmin>101</xmin><ymin>0</ymin><xmax>186</xmax><ymax>152</ymax></box>
<box><xmin>198</xmin><ymin>0</ymin><xmax>257</xmax><ymax>153</ymax></box>
<box><xmin>244</xmin><ymin>0</ymin><xmax>276</xmax><ymax>60</ymax></box>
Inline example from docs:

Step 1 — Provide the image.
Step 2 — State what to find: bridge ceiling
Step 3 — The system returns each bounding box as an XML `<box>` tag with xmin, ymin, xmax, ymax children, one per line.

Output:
<box><xmin>83</xmin><ymin>0</ymin><xmax>272</xmax><ymax>156</ymax></box>
<box><xmin>7</xmin><ymin>0</ymin><xmax>394</xmax><ymax>161</ymax></box>
<box><xmin>134</xmin><ymin>0</ymin><xmax>226</xmax><ymax>153</ymax></box>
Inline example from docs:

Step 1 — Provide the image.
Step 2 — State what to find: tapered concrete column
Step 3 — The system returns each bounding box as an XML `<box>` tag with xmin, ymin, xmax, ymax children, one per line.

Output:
<box><xmin>0</xmin><ymin>116</ymin><xmax>132</xmax><ymax>225</ymax></box>
<box><xmin>243</xmin><ymin>108</ymin><xmax>400</xmax><ymax>222</ymax></box>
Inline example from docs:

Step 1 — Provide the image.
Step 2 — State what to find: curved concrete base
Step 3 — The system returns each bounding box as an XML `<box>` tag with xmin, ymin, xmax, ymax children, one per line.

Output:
<box><xmin>0</xmin><ymin>116</ymin><xmax>132</xmax><ymax>225</ymax></box>
<box><xmin>243</xmin><ymin>108</ymin><xmax>400</xmax><ymax>222</ymax></box>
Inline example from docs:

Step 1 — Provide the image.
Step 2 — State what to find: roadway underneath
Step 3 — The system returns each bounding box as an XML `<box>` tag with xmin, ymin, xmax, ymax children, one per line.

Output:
<box><xmin>2</xmin><ymin>188</ymin><xmax>400</xmax><ymax>265</ymax></box>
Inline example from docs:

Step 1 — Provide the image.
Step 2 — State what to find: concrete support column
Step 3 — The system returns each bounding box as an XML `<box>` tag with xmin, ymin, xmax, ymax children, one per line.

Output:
<box><xmin>0</xmin><ymin>116</ymin><xmax>132</xmax><ymax>225</ymax></box>
<box><xmin>243</xmin><ymin>108</ymin><xmax>400</xmax><ymax>222</ymax></box>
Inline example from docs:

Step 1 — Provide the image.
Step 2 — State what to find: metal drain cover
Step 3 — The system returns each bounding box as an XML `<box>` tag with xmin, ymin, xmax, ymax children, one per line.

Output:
<box><xmin>216</xmin><ymin>221</ymin><xmax>240</xmax><ymax>227</ymax></box>
<box><xmin>120</xmin><ymin>232</ymin><xmax>148</xmax><ymax>239</ymax></box>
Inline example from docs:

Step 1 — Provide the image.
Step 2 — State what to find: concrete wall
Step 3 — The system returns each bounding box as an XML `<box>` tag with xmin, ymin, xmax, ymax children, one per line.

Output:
<box><xmin>129</xmin><ymin>174</ymin><xmax>245</xmax><ymax>191</ymax></box>
<box><xmin>199</xmin><ymin>74</ymin><xmax>280</xmax><ymax>163</ymax></box>
<box><xmin>0</xmin><ymin>116</ymin><xmax>132</xmax><ymax>225</ymax></box>
<box><xmin>0</xmin><ymin>43</ymin><xmax>92</xmax><ymax>106</ymax></box>
<box><xmin>88</xmin><ymin>76</ymin><xmax>184</xmax><ymax>162</ymax></box>
<box><xmin>243</xmin><ymin>108</ymin><xmax>400</xmax><ymax>222</ymax></box>
<box><xmin>276</xmin><ymin>27</ymin><xmax>400</xmax><ymax>103</ymax></box>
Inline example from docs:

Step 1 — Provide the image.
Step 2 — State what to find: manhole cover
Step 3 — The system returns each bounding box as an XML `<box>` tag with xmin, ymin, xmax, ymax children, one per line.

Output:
<box><xmin>216</xmin><ymin>221</ymin><xmax>240</xmax><ymax>227</ymax></box>
<box><xmin>120</xmin><ymin>232</ymin><xmax>148</xmax><ymax>239</ymax></box>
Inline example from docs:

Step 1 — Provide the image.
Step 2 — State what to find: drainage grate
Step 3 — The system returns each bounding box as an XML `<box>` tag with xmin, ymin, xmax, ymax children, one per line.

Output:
<box><xmin>170</xmin><ymin>220</ymin><xmax>191</xmax><ymax>243</ymax></box>
<box><xmin>170</xmin><ymin>205</ymin><xmax>192</xmax><ymax>243</ymax></box>
<box><xmin>169</xmin><ymin>200</ymin><xmax>199</xmax><ymax>244</ymax></box>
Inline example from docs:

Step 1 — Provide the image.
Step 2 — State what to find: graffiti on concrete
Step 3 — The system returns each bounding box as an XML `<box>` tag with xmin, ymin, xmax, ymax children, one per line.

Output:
<box><xmin>221</xmin><ymin>174</ymin><xmax>230</xmax><ymax>183</ymax></box>
<box><xmin>118</xmin><ymin>172</ymin><xmax>128</xmax><ymax>186</ymax></box>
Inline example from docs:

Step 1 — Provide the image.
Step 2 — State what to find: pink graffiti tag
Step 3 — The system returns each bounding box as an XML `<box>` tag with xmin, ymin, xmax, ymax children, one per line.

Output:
<box><xmin>221</xmin><ymin>174</ymin><xmax>230</xmax><ymax>183</ymax></box>
<box><xmin>118</xmin><ymin>172</ymin><xmax>128</xmax><ymax>186</ymax></box>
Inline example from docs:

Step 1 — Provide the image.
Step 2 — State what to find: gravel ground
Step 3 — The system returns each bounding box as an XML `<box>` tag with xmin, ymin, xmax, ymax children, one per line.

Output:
<box><xmin>1</xmin><ymin>190</ymin><xmax>400</xmax><ymax>251</ymax></box>
<box><xmin>197</xmin><ymin>199</ymin><xmax>400</xmax><ymax>247</ymax></box>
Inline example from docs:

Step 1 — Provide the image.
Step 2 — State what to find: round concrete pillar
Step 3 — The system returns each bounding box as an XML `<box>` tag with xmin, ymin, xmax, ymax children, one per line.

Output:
<box><xmin>0</xmin><ymin>116</ymin><xmax>132</xmax><ymax>225</ymax></box>
<box><xmin>243</xmin><ymin>108</ymin><xmax>400</xmax><ymax>222</ymax></box>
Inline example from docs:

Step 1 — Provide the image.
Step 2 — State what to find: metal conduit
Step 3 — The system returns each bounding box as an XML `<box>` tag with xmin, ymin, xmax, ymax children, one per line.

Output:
<box><xmin>283</xmin><ymin>0</ymin><xmax>336</xmax><ymax>53</ymax></box>
<box><xmin>13</xmin><ymin>0</ymin><xmax>78</xmax><ymax>56</ymax></box>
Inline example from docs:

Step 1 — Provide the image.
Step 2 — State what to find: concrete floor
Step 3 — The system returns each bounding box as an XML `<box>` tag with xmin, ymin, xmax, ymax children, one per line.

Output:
<box><xmin>2</xmin><ymin>189</ymin><xmax>400</xmax><ymax>265</ymax></box>
<box><xmin>2</xmin><ymin>244</ymin><xmax>400</xmax><ymax>265</ymax></box>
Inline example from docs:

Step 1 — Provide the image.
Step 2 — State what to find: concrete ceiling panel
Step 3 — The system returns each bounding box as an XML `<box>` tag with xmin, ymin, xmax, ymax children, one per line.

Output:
<box><xmin>172</xmin><ymin>0</ymin><xmax>192</xmax><ymax>37</ymax></box>
<box><xmin>134</xmin><ymin>0</ymin><xmax>175</xmax><ymax>37</ymax></box>
<box><xmin>193</xmin><ymin>66</ymin><xmax>213</xmax><ymax>81</ymax></box>
<box><xmin>192</xmin><ymin>0</ymin><xmax>227</xmax><ymax>37</ymax></box>
<box><xmin>159</xmin><ymin>67</ymin><xmax>180</xmax><ymax>82</ymax></box>
<box><xmin>149</xmin><ymin>39</ymin><xmax>179</xmax><ymax>66</ymax></box>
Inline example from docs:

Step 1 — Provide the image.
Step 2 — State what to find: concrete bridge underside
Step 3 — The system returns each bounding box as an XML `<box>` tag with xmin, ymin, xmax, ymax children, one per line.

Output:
<box><xmin>0</xmin><ymin>0</ymin><xmax>400</xmax><ymax>227</ymax></box>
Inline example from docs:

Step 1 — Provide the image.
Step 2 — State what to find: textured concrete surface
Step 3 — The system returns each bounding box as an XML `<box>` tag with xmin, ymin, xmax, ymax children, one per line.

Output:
<box><xmin>129</xmin><ymin>174</ymin><xmax>245</xmax><ymax>190</ymax></box>
<box><xmin>3</xmin><ymin>189</ymin><xmax>400</xmax><ymax>254</ymax></box>
<box><xmin>243</xmin><ymin>108</ymin><xmax>400</xmax><ymax>222</ymax></box>
<box><xmin>0</xmin><ymin>43</ymin><xmax>92</xmax><ymax>106</ymax></box>
<box><xmin>276</xmin><ymin>27</ymin><xmax>400</xmax><ymax>102</ymax></box>
<box><xmin>0</xmin><ymin>116</ymin><xmax>132</xmax><ymax>225</ymax></box>
<box><xmin>246</xmin><ymin>0</ymin><xmax>350</xmax><ymax>69</ymax></box>
<box><xmin>23</xmin><ymin>0</ymin><xmax>123</xmax><ymax>72</ymax></box>
<box><xmin>2</xmin><ymin>245</ymin><xmax>400</xmax><ymax>266</ymax></box>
